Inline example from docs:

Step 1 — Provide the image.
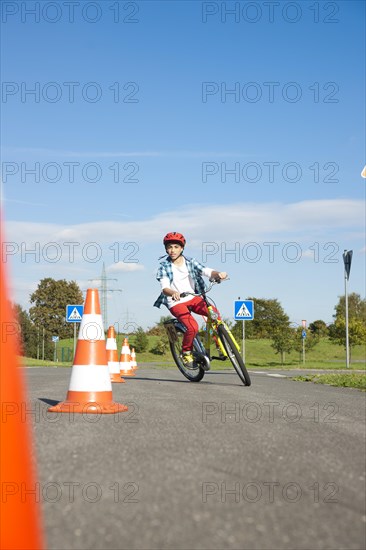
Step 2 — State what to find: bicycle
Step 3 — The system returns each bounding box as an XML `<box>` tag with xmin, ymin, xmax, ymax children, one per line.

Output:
<box><xmin>164</xmin><ymin>279</ymin><xmax>251</xmax><ymax>386</ymax></box>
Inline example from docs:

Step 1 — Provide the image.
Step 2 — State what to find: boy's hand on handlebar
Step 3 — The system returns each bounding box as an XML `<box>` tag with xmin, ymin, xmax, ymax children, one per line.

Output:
<box><xmin>163</xmin><ymin>288</ymin><xmax>181</xmax><ymax>301</ymax></box>
<box><xmin>211</xmin><ymin>271</ymin><xmax>228</xmax><ymax>283</ymax></box>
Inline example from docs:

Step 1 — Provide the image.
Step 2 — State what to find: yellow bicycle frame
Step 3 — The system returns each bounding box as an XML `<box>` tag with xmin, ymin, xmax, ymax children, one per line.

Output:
<box><xmin>204</xmin><ymin>305</ymin><xmax>241</xmax><ymax>359</ymax></box>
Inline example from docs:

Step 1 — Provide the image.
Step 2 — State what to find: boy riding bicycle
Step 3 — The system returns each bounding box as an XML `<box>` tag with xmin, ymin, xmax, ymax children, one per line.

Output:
<box><xmin>153</xmin><ymin>232</ymin><xmax>227</xmax><ymax>367</ymax></box>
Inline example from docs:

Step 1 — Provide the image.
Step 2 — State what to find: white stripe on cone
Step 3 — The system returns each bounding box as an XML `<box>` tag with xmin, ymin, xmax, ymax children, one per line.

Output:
<box><xmin>106</xmin><ymin>337</ymin><xmax>117</xmax><ymax>350</ymax></box>
<box><xmin>120</xmin><ymin>349</ymin><xmax>131</xmax><ymax>368</ymax></box>
<box><xmin>78</xmin><ymin>314</ymin><xmax>105</xmax><ymax>342</ymax></box>
<box><xmin>72</xmin><ymin>311</ymin><xmax>111</xmax><ymax>390</ymax></box>
<box><xmin>109</xmin><ymin>361</ymin><xmax>120</xmax><ymax>376</ymax></box>
<box><xmin>68</xmin><ymin>365</ymin><xmax>113</xmax><ymax>391</ymax></box>
<box><xmin>106</xmin><ymin>336</ymin><xmax>121</xmax><ymax>376</ymax></box>
<box><xmin>120</xmin><ymin>340</ymin><xmax>133</xmax><ymax>374</ymax></box>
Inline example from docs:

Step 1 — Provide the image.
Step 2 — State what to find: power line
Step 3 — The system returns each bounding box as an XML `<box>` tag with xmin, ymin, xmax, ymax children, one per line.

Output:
<box><xmin>88</xmin><ymin>262</ymin><xmax>122</xmax><ymax>329</ymax></box>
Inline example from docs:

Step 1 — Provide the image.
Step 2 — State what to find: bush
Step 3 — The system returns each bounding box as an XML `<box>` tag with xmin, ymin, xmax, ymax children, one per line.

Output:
<box><xmin>150</xmin><ymin>335</ymin><xmax>169</xmax><ymax>355</ymax></box>
<box><xmin>133</xmin><ymin>327</ymin><xmax>148</xmax><ymax>353</ymax></box>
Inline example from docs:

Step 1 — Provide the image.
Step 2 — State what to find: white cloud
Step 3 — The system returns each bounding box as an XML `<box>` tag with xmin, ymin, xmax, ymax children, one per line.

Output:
<box><xmin>4</xmin><ymin>198</ymin><xmax>364</xmax><ymax>319</ymax></box>
<box><xmin>301</xmin><ymin>250</ymin><xmax>315</xmax><ymax>260</ymax></box>
<box><xmin>4</xmin><ymin>198</ymin><xmax>365</xmax><ymax>247</ymax></box>
<box><xmin>108</xmin><ymin>262</ymin><xmax>145</xmax><ymax>273</ymax></box>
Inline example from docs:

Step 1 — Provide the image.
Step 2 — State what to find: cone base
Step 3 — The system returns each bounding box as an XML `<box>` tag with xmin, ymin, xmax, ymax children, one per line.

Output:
<box><xmin>48</xmin><ymin>390</ymin><xmax>128</xmax><ymax>414</ymax></box>
<box><xmin>110</xmin><ymin>373</ymin><xmax>126</xmax><ymax>383</ymax></box>
<box><xmin>121</xmin><ymin>371</ymin><xmax>136</xmax><ymax>377</ymax></box>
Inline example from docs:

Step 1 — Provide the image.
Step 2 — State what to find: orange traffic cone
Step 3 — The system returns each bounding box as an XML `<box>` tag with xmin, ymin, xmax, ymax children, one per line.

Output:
<box><xmin>119</xmin><ymin>338</ymin><xmax>135</xmax><ymax>377</ymax></box>
<box><xmin>48</xmin><ymin>289</ymin><xmax>128</xmax><ymax>414</ymax></box>
<box><xmin>106</xmin><ymin>326</ymin><xmax>125</xmax><ymax>383</ymax></box>
<box><xmin>130</xmin><ymin>347</ymin><xmax>138</xmax><ymax>370</ymax></box>
<box><xmin>0</xmin><ymin>216</ymin><xmax>44</xmax><ymax>549</ymax></box>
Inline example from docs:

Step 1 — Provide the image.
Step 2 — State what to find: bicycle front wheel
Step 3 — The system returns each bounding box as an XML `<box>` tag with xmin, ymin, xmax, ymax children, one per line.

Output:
<box><xmin>217</xmin><ymin>325</ymin><xmax>251</xmax><ymax>386</ymax></box>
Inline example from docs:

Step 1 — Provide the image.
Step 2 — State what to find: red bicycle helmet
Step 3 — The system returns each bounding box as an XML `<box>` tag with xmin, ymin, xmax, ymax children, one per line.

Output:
<box><xmin>163</xmin><ymin>232</ymin><xmax>186</xmax><ymax>247</ymax></box>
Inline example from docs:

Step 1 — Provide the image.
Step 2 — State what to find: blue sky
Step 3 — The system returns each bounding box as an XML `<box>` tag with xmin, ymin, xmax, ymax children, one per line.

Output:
<box><xmin>1</xmin><ymin>0</ymin><xmax>365</xmax><ymax>331</ymax></box>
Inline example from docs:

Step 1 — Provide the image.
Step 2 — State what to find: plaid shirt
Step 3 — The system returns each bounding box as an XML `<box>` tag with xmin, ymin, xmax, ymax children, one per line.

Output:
<box><xmin>153</xmin><ymin>256</ymin><xmax>208</xmax><ymax>308</ymax></box>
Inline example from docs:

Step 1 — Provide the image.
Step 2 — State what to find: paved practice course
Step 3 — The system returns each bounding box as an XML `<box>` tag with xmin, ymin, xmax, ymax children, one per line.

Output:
<box><xmin>24</xmin><ymin>366</ymin><xmax>365</xmax><ymax>550</ymax></box>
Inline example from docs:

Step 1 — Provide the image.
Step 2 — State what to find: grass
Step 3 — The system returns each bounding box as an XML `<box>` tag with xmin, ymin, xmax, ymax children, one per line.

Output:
<box><xmin>237</xmin><ymin>336</ymin><xmax>365</xmax><ymax>370</ymax></box>
<box><xmin>20</xmin><ymin>356</ymin><xmax>71</xmax><ymax>367</ymax></box>
<box><xmin>292</xmin><ymin>373</ymin><xmax>366</xmax><ymax>391</ymax></box>
<box><xmin>22</xmin><ymin>335</ymin><xmax>365</xmax><ymax>370</ymax></box>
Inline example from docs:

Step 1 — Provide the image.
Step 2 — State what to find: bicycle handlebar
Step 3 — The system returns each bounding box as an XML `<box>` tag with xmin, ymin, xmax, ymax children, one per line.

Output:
<box><xmin>179</xmin><ymin>277</ymin><xmax>229</xmax><ymax>298</ymax></box>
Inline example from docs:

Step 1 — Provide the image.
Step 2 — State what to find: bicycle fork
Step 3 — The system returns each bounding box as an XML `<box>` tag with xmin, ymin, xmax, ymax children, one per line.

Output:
<box><xmin>207</xmin><ymin>320</ymin><xmax>241</xmax><ymax>360</ymax></box>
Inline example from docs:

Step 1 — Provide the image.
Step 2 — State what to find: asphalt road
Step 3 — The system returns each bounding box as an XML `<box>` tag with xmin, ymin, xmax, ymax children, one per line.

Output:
<box><xmin>23</xmin><ymin>366</ymin><xmax>365</xmax><ymax>550</ymax></box>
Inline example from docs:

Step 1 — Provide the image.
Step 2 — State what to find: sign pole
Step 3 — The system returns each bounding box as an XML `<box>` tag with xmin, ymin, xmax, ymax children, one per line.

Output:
<box><xmin>345</xmin><ymin>266</ymin><xmax>350</xmax><ymax>369</ymax></box>
<box><xmin>73</xmin><ymin>323</ymin><xmax>77</xmax><ymax>359</ymax></box>
<box><xmin>242</xmin><ymin>319</ymin><xmax>245</xmax><ymax>363</ymax></box>
<box><xmin>343</xmin><ymin>250</ymin><xmax>353</xmax><ymax>369</ymax></box>
<box><xmin>302</xmin><ymin>320</ymin><xmax>306</xmax><ymax>365</ymax></box>
<box><xmin>238</xmin><ymin>296</ymin><xmax>245</xmax><ymax>362</ymax></box>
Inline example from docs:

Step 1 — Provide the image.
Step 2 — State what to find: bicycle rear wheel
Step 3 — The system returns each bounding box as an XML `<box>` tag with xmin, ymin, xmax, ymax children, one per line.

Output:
<box><xmin>217</xmin><ymin>325</ymin><xmax>251</xmax><ymax>386</ymax></box>
<box><xmin>170</xmin><ymin>327</ymin><xmax>205</xmax><ymax>382</ymax></box>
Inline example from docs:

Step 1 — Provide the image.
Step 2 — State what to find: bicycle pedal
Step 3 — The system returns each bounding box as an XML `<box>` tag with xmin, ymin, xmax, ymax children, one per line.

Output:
<box><xmin>193</xmin><ymin>353</ymin><xmax>210</xmax><ymax>371</ymax></box>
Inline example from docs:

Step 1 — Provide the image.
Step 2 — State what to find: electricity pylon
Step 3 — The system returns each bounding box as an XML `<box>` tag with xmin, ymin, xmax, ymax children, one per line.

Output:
<box><xmin>89</xmin><ymin>263</ymin><xmax>122</xmax><ymax>330</ymax></box>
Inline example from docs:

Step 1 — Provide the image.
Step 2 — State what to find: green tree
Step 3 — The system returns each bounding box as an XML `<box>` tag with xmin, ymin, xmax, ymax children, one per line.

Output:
<box><xmin>13</xmin><ymin>304</ymin><xmax>38</xmax><ymax>358</ymax></box>
<box><xmin>292</xmin><ymin>327</ymin><xmax>320</xmax><ymax>361</ymax></box>
<box><xmin>329</xmin><ymin>317</ymin><xmax>366</xmax><ymax>361</ymax></box>
<box><xmin>29</xmin><ymin>278</ymin><xmax>83</xmax><ymax>341</ymax></box>
<box><xmin>333</xmin><ymin>293</ymin><xmax>366</xmax><ymax>322</ymax></box>
<box><xmin>146</xmin><ymin>316</ymin><xmax>171</xmax><ymax>336</ymax></box>
<box><xmin>309</xmin><ymin>320</ymin><xmax>328</xmax><ymax>337</ymax></box>
<box><xmin>329</xmin><ymin>293</ymin><xmax>366</xmax><ymax>363</ymax></box>
<box><xmin>150</xmin><ymin>333</ymin><xmax>169</xmax><ymax>355</ymax></box>
<box><xmin>271</xmin><ymin>327</ymin><xmax>294</xmax><ymax>365</ymax></box>
<box><xmin>222</xmin><ymin>317</ymin><xmax>234</xmax><ymax>330</ymax></box>
<box><xmin>134</xmin><ymin>326</ymin><xmax>148</xmax><ymax>352</ymax></box>
<box><xmin>232</xmin><ymin>298</ymin><xmax>290</xmax><ymax>340</ymax></box>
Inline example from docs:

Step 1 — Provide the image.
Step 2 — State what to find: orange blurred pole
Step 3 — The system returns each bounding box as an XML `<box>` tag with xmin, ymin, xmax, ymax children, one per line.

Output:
<box><xmin>0</xmin><ymin>214</ymin><xmax>45</xmax><ymax>549</ymax></box>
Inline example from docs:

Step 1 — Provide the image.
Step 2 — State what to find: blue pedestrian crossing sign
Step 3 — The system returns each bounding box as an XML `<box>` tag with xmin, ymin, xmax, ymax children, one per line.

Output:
<box><xmin>234</xmin><ymin>300</ymin><xmax>254</xmax><ymax>320</ymax></box>
<box><xmin>66</xmin><ymin>304</ymin><xmax>84</xmax><ymax>323</ymax></box>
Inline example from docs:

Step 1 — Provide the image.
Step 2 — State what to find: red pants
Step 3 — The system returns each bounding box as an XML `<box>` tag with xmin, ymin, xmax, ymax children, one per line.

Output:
<box><xmin>170</xmin><ymin>296</ymin><xmax>220</xmax><ymax>352</ymax></box>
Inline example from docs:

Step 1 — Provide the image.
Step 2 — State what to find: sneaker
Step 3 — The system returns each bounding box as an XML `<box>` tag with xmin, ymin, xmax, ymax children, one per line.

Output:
<box><xmin>182</xmin><ymin>351</ymin><xmax>195</xmax><ymax>369</ymax></box>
